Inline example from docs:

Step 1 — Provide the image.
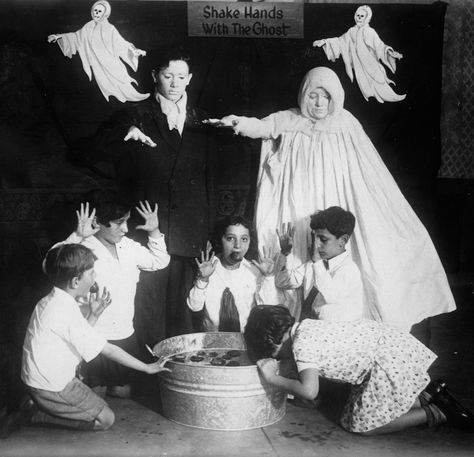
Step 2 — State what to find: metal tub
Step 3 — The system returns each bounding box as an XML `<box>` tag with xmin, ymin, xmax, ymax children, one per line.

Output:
<box><xmin>153</xmin><ymin>332</ymin><xmax>286</xmax><ymax>431</ymax></box>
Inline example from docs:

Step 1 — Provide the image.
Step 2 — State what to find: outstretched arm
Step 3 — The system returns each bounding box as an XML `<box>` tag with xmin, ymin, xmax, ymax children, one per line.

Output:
<box><xmin>312</xmin><ymin>39</ymin><xmax>326</xmax><ymax>48</ymax></box>
<box><xmin>205</xmin><ymin>115</ymin><xmax>274</xmax><ymax>139</ymax></box>
<box><xmin>257</xmin><ymin>358</ymin><xmax>320</xmax><ymax>400</ymax></box>
<box><xmin>47</xmin><ymin>34</ymin><xmax>62</xmax><ymax>43</ymax></box>
<box><xmin>101</xmin><ymin>342</ymin><xmax>171</xmax><ymax>375</ymax></box>
<box><xmin>124</xmin><ymin>126</ymin><xmax>157</xmax><ymax>147</ymax></box>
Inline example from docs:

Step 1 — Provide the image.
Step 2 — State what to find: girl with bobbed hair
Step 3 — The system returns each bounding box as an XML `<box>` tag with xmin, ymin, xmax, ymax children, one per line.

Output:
<box><xmin>244</xmin><ymin>305</ymin><xmax>474</xmax><ymax>435</ymax></box>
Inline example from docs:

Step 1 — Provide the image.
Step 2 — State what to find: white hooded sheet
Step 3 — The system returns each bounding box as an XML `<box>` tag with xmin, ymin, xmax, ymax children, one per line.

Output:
<box><xmin>251</xmin><ymin>67</ymin><xmax>454</xmax><ymax>329</ymax></box>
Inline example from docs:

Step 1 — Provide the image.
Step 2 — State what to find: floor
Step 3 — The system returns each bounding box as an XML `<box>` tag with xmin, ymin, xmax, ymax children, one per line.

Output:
<box><xmin>1</xmin><ymin>283</ymin><xmax>473</xmax><ymax>457</ymax></box>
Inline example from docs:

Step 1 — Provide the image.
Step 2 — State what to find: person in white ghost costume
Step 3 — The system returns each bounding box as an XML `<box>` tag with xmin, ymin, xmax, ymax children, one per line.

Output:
<box><xmin>313</xmin><ymin>5</ymin><xmax>405</xmax><ymax>103</ymax></box>
<box><xmin>48</xmin><ymin>0</ymin><xmax>149</xmax><ymax>103</ymax></box>
<box><xmin>207</xmin><ymin>66</ymin><xmax>455</xmax><ymax>331</ymax></box>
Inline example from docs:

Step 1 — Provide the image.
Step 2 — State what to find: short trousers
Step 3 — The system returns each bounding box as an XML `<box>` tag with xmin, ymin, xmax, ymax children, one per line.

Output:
<box><xmin>28</xmin><ymin>377</ymin><xmax>107</xmax><ymax>422</ymax></box>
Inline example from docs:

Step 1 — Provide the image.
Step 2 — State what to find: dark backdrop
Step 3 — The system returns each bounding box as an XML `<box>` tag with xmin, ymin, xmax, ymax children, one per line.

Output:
<box><xmin>0</xmin><ymin>0</ymin><xmax>445</xmax><ymax>185</ymax></box>
<box><xmin>0</xmin><ymin>0</ymin><xmax>446</xmax><ymax>409</ymax></box>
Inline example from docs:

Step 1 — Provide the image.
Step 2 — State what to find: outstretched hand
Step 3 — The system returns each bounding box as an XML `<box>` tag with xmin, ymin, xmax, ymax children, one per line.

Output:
<box><xmin>124</xmin><ymin>126</ymin><xmax>157</xmax><ymax>148</ymax></box>
<box><xmin>195</xmin><ymin>241</ymin><xmax>217</xmax><ymax>281</ymax></box>
<box><xmin>252</xmin><ymin>246</ymin><xmax>276</xmax><ymax>276</ymax></box>
<box><xmin>203</xmin><ymin>115</ymin><xmax>239</xmax><ymax>128</ymax></box>
<box><xmin>133</xmin><ymin>48</ymin><xmax>146</xmax><ymax>57</ymax></box>
<box><xmin>135</xmin><ymin>201</ymin><xmax>160</xmax><ymax>235</ymax></box>
<box><xmin>145</xmin><ymin>356</ymin><xmax>172</xmax><ymax>375</ymax></box>
<box><xmin>390</xmin><ymin>50</ymin><xmax>403</xmax><ymax>60</ymax></box>
<box><xmin>313</xmin><ymin>39</ymin><xmax>325</xmax><ymax>48</ymax></box>
<box><xmin>75</xmin><ymin>202</ymin><xmax>100</xmax><ymax>238</ymax></box>
<box><xmin>277</xmin><ymin>222</ymin><xmax>295</xmax><ymax>256</ymax></box>
<box><xmin>47</xmin><ymin>34</ymin><xmax>61</xmax><ymax>43</ymax></box>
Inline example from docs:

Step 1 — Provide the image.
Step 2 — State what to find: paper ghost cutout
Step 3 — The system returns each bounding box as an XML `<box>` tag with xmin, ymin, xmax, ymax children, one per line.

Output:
<box><xmin>48</xmin><ymin>0</ymin><xmax>149</xmax><ymax>103</ymax></box>
<box><xmin>313</xmin><ymin>5</ymin><xmax>406</xmax><ymax>103</ymax></box>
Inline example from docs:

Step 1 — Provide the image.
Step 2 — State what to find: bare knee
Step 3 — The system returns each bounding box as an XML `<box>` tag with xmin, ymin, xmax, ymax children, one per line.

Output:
<box><xmin>94</xmin><ymin>406</ymin><xmax>115</xmax><ymax>430</ymax></box>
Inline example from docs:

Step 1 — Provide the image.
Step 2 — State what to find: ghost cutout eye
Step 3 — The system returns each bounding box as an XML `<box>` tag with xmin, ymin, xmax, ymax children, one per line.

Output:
<box><xmin>354</xmin><ymin>10</ymin><xmax>367</xmax><ymax>24</ymax></box>
<box><xmin>92</xmin><ymin>4</ymin><xmax>106</xmax><ymax>21</ymax></box>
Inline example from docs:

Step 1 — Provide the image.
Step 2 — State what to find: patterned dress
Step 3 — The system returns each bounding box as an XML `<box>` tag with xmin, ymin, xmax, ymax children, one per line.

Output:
<box><xmin>292</xmin><ymin>319</ymin><xmax>436</xmax><ymax>432</ymax></box>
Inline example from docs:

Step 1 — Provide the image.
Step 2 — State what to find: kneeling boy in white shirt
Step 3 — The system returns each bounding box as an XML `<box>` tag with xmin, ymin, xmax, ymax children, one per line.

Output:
<box><xmin>13</xmin><ymin>244</ymin><xmax>169</xmax><ymax>435</ymax></box>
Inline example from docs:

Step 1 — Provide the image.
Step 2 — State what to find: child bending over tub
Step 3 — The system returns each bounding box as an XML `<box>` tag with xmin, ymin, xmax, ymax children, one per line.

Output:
<box><xmin>244</xmin><ymin>305</ymin><xmax>474</xmax><ymax>435</ymax></box>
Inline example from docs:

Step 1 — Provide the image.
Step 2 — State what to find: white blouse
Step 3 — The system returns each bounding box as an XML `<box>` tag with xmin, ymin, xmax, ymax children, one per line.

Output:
<box><xmin>187</xmin><ymin>258</ymin><xmax>280</xmax><ymax>332</ymax></box>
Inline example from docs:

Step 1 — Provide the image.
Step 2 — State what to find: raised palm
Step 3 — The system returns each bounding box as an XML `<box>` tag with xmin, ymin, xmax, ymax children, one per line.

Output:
<box><xmin>75</xmin><ymin>202</ymin><xmax>100</xmax><ymax>238</ymax></box>
<box><xmin>89</xmin><ymin>287</ymin><xmax>112</xmax><ymax>318</ymax></box>
<box><xmin>195</xmin><ymin>242</ymin><xmax>217</xmax><ymax>280</ymax></box>
<box><xmin>135</xmin><ymin>200</ymin><xmax>159</xmax><ymax>233</ymax></box>
<box><xmin>277</xmin><ymin>223</ymin><xmax>295</xmax><ymax>256</ymax></box>
<box><xmin>252</xmin><ymin>246</ymin><xmax>276</xmax><ymax>276</ymax></box>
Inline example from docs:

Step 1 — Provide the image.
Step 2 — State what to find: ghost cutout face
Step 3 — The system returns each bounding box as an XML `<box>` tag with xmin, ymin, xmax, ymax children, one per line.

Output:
<box><xmin>354</xmin><ymin>6</ymin><xmax>371</xmax><ymax>27</ymax></box>
<box><xmin>91</xmin><ymin>3</ymin><xmax>106</xmax><ymax>22</ymax></box>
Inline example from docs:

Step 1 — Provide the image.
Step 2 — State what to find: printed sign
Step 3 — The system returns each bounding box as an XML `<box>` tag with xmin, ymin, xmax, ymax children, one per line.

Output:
<box><xmin>188</xmin><ymin>2</ymin><xmax>304</xmax><ymax>39</ymax></box>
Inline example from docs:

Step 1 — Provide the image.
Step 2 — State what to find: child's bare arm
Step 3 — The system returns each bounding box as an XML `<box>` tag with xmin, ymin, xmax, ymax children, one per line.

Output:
<box><xmin>101</xmin><ymin>343</ymin><xmax>171</xmax><ymax>375</ymax></box>
<box><xmin>257</xmin><ymin>358</ymin><xmax>319</xmax><ymax>400</ymax></box>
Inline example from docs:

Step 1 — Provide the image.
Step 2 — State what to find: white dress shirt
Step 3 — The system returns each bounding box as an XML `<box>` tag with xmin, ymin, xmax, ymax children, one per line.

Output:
<box><xmin>187</xmin><ymin>258</ymin><xmax>280</xmax><ymax>331</ymax></box>
<box><xmin>275</xmin><ymin>250</ymin><xmax>364</xmax><ymax>321</ymax></box>
<box><xmin>22</xmin><ymin>287</ymin><xmax>106</xmax><ymax>392</ymax></box>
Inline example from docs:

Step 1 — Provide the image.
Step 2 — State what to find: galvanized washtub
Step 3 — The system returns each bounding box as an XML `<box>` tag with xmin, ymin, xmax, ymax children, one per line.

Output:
<box><xmin>153</xmin><ymin>332</ymin><xmax>286</xmax><ymax>431</ymax></box>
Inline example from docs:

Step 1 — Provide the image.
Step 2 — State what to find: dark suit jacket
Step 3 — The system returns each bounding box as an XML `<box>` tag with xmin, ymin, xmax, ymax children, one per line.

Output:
<box><xmin>105</xmin><ymin>99</ymin><xmax>216</xmax><ymax>258</ymax></box>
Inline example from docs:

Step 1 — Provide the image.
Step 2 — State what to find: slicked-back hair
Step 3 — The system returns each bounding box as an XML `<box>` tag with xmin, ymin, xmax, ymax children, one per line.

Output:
<box><xmin>153</xmin><ymin>46</ymin><xmax>192</xmax><ymax>74</ymax></box>
<box><xmin>88</xmin><ymin>189</ymin><xmax>132</xmax><ymax>227</ymax></box>
<box><xmin>244</xmin><ymin>305</ymin><xmax>295</xmax><ymax>362</ymax></box>
<box><xmin>310</xmin><ymin>206</ymin><xmax>355</xmax><ymax>238</ymax></box>
<box><xmin>44</xmin><ymin>244</ymin><xmax>97</xmax><ymax>289</ymax></box>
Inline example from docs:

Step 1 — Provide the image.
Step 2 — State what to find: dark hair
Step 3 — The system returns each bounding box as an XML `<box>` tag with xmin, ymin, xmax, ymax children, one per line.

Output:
<box><xmin>310</xmin><ymin>206</ymin><xmax>355</xmax><ymax>238</ymax></box>
<box><xmin>244</xmin><ymin>305</ymin><xmax>295</xmax><ymax>362</ymax></box>
<box><xmin>153</xmin><ymin>46</ymin><xmax>192</xmax><ymax>74</ymax></box>
<box><xmin>44</xmin><ymin>244</ymin><xmax>96</xmax><ymax>288</ymax></box>
<box><xmin>87</xmin><ymin>189</ymin><xmax>132</xmax><ymax>227</ymax></box>
<box><xmin>212</xmin><ymin>216</ymin><xmax>253</xmax><ymax>254</ymax></box>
